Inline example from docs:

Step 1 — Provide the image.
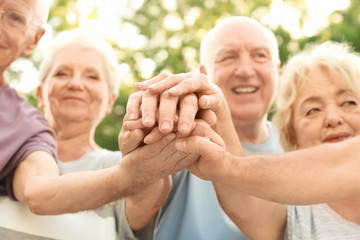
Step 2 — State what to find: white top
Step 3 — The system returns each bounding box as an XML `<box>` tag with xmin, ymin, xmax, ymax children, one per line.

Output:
<box><xmin>286</xmin><ymin>204</ymin><xmax>360</xmax><ymax>240</ymax></box>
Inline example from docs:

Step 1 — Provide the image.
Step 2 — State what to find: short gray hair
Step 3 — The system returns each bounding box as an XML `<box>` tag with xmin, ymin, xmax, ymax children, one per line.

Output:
<box><xmin>38</xmin><ymin>28</ymin><xmax>121</xmax><ymax>96</ymax></box>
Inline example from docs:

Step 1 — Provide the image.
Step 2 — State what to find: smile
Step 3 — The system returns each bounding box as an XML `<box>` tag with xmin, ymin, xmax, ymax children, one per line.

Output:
<box><xmin>232</xmin><ymin>86</ymin><xmax>257</xmax><ymax>94</ymax></box>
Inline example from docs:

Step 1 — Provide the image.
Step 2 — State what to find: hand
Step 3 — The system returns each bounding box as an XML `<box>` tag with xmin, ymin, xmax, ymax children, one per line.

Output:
<box><xmin>137</xmin><ymin>73</ymin><xmax>222</xmax><ymax>132</ymax></box>
<box><xmin>120</xmin><ymin>131</ymin><xmax>200</xmax><ymax>193</ymax></box>
<box><xmin>137</xmin><ymin>72</ymin><xmax>223</xmax><ymax>112</ymax></box>
<box><xmin>126</xmin><ymin>84</ymin><xmax>210</xmax><ymax>136</ymax></box>
<box><xmin>128</xmin><ymin>73</ymin><xmax>221</xmax><ymax>135</ymax></box>
<box><xmin>118</xmin><ymin>113</ymin><xmax>147</xmax><ymax>155</ymax></box>
<box><xmin>174</xmin><ymin>119</ymin><xmax>232</xmax><ymax>182</ymax></box>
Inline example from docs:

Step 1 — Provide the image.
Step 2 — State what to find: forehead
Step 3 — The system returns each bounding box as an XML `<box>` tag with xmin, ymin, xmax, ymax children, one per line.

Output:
<box><xmin>295</xmin><ymin>69</ymin><xmax>351</xmax><ymax>104</ymax></box>
<box><xmin>52</xmin><ymin>47</ymin><xmax>105</xmax><ymax>69</ymax></box>
<box><xmin>1</xmin><ymin>0</ymin><xmax>36</xmax><ymax>13</ymax></box>
<box><xmin>211</xmin><ymin>21</ymin><xmax>273</xmax><ymax>53</ymax></box>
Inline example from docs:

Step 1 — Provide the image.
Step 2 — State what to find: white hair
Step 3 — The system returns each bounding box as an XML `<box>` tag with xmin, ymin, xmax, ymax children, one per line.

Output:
<box><xmin>33</xmin><ymin>0</ymin><xmax>53</xmax><ymax>25</ymax></box>
<box><xmin>38</xmin><ymin>28</ymin><xmax>121</xmax><ymax>96</ymax></box>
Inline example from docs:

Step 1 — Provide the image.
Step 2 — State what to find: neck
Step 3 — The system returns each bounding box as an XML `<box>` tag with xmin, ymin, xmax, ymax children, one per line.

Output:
<box><xmin>234</xmin><ymin>118</ymin><xmax>269</xmax><ymax>144</ymax></box>
<box><xmin>52</xmin><ymin>121</ymin><xmax>101</xmax><ymax>162</ymax></box>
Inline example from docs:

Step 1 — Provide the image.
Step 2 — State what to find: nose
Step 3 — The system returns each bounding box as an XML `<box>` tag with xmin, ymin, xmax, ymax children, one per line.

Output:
<box><xmin>234</xmin><ymin>54</ymin><xmax>256</xmax><ymax>79</ymax></box>
<box><xmin>324</xmin><ymin>107</ymin><xmax>343</xmax><ymax>128</ymax></box>
<box><xmin>67</xmin><ymin>74</ymin><xmax>84</xmax><ymax>90</ymax></box>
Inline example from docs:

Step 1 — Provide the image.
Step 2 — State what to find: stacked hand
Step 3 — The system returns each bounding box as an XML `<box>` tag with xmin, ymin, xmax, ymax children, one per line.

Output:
<box><xmin>119</xmin><ymin>72</ymin><xmax>241</xmax><ymax>183</ymax></box>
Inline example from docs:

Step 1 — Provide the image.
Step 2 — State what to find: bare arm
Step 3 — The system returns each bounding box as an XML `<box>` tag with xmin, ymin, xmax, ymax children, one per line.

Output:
<box><xmin>178</xmin><ymin>97</ymin><xmax>286</xmax><ymax>240</ymax></box>
<box><xmin>119</xmin><ymin>111</ymin><xmax>199</xmax><ymax>230</ymax></box>
<box><xmin>13</xmin><ymin>151</ymin><xmax>132</xmax><ymax>215</ymax></box>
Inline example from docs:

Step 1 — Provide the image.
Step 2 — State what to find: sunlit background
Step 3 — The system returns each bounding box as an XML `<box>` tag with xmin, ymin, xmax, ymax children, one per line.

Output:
<box><xmin>9</xmin><ymin>0</ymin><xmax>350</xmax><ymax>93</ymax></box>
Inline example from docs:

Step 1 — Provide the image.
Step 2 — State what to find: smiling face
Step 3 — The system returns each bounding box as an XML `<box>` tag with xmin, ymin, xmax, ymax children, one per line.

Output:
<box><xmin>0</xmin><ymin>0</ymin><xmax>45</xmax><ymax>82</ymax></box>
<box><xmin>37</xmin><ymin>47</ymin><xmax>115</xmax><ymax>129</ymax></box>
<box><xmin>206</xmin><ymin>19</ymin><xmax>279</xmax><ymax>127</ymax></box>
<box><xmin>292</xmin><ymin>68</ymin><xmax>360</xmax><ymax>149</ymax></box>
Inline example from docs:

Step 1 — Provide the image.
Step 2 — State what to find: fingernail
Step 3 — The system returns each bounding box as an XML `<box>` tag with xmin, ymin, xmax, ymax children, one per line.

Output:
<box><xmin>129</xmin><ymin>113</ymin><xmax>136</xmax><ymax>120</ymax></box>
<box><xmin>179</xmin><ymin>123</ymin><xmax>189</xmax><ymax>133</ymax></box>
<box><xmin>160</xmin><ymin>121</ymin><xmax>171</xmax><ymax>131</ymax></box>
<box><xmin>144</xmin><ymin>116</ymin><xmax>153</xmax><ymax>125</ymax></box>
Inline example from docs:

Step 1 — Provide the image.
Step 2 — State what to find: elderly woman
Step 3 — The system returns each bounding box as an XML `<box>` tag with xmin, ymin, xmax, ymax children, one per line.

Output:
<box><xmin>0</xmin><ymin>28</ymin><xmax>193</xmax><ymax>240</ymax></box>
<box><xmin>270</xmin><ymin>41</ymin><xmax>360</xmax><ymax>238</ymax></box>
<box><xmin>171</xmin><ymin>41</ymin><xmax>360</xmax><ymax>239</ymax></box>
<box><xmin>0</xmin><ymin>28</ymin><xmax>125</xmax><ymax>240</ymax></box>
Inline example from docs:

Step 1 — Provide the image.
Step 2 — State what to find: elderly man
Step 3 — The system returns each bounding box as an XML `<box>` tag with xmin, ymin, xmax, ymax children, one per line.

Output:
<box><xmin>121</xmin><ymin>16</ymin><xmax>283</xmax><ymax>239</ymax></box>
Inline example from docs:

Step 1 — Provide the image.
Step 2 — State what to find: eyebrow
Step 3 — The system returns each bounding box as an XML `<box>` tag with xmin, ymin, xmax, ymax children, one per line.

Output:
<box><xmin>299</xmin><ymin>89</ymin><xmax>352</xmax><ymax>106</ymax></box>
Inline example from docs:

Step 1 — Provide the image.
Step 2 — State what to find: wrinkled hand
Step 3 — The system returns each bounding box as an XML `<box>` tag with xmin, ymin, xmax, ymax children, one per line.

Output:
<box><xmin>119</xmin><ymin>129</ymin><xmax>199</xmax><ymax>193</ymax></box>
<box><xmin>127</xmin><ymin>73</ymin><xmax>220</xmax><ymax>136</ymax></box>
<box><xmin>174</xmin><ymin>119</ymin><xmax>233</xmax><ymax>182</ymax></box>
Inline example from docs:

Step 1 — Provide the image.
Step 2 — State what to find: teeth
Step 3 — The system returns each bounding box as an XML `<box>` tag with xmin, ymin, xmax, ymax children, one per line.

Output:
<box><xmin>233</xmin><ymin>87</ymin><xmax>257</xmax><ymax>93</ymax></box>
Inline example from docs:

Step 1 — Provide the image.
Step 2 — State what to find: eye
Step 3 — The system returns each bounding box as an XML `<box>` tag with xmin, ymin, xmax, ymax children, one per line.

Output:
<box><xmin>342</xmin><ymin>100</ymin><xmax>357</xmax><ymax>107</ymax></box>
<box><xmin>305</xmin><ymin>108</ymin><xmax>320</xmax><ymax>116</ymax></box>
<box><xmin>87</xmin><ymin>74</ymin><xmax>99</xmax><ymax>80</ymax></box>
<box><xmin>253</xmin><ymin>51</ymin><xmax>269</xmax><ymax>62</ymax></box>
<box><xmin>6</xmin><ymin>11</ymin><xmax>27</xmax><ymax>25</ymax></box>
<box><xmin>54</xmin><ymin>70</ymin><xmax>69</xmax><ymax>78</ymax></box>
<box><xmin>220</xmin><ymin>55</ymin><xmax>235</xmax><ymax>62</ymax></box>
<box><xmin>9</xmin><ymin>12</ymin><xmax>26</xmax><ymax>24</ymax></box>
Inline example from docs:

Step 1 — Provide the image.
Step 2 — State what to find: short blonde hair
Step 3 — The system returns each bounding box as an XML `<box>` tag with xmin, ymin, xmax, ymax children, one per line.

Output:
<box><xmin>38</xmin><ymin>28</ymin><xmax>120</xmax><ymax>96</ymax></box>
<box><xmin>273</xmin><ymin>41</ymin><xmax>360</xmax><ymax>151</ymax></box>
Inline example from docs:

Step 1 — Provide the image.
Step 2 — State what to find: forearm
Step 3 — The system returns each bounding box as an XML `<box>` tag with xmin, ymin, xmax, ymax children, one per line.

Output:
<box><xmin>15</xmin><ymin>162</ymin><xmax>132</xmax><ymax>215</ymax></box>
<box><xmin>225</xmin><ymin>137</ymin><xmax>360</xmax><ymax>204</ymax></box>
<box><xmin>126</xmin><ymin>176</ymin><xmax>171</xmax><ymax>230</ymax></box>
<box><xmin>213</xmin><ymin>181</ymin><xmax>286</xmax><ymax>240</ymax></box>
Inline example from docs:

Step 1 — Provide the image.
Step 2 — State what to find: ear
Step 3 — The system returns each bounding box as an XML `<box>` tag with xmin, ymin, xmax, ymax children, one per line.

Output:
<box><xmin>22</xmin><ymin>28</ymin><xmax>46</xmax><ymax>56</ymax></box>
<box><xmin>106</xmin><ymin>94</ymin><xmax>116</xmax><ymax>115</ymax></box>
<box><xmin>36</xmin><ymin>86</ymin><xmax>44</xmax><ymax>109</ymax></box>
<box><xmin>199</xmin><ymin>64</ymin><xmax>207</xmax><ymax>75</ymax></box>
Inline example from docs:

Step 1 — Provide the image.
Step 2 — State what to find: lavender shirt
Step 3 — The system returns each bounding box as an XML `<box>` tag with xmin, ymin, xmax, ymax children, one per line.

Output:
<box><xmin>0</xmin><ymin>84</ymin><xmax>57</xmax><ymax>199</ymax></box>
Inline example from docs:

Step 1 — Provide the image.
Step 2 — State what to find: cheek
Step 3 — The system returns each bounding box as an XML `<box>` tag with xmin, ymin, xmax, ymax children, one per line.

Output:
<box><xmin>293</xmin><ymin>120</ymin><xmax>321</xmax><ymax>148</ymax></box>
<box><xmin>89</xmin><ymin>87</ymin><xmax>110</xmax><ymax>108</ymax></box>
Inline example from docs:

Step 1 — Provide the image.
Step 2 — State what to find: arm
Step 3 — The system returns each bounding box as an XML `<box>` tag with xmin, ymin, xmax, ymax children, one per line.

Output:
<box><xmin>178</xmin><ymin>98</ymin><xmax>286</xmax><ymax>240</ymax></box>
<box><xmin>134</xmin><ymin>73</ymin><xmax>287</xmax><ymax>238</ymax></box>
<box><xmin>13</xmin><ymin>151</ymin><xmax>133</xmax><ymax>215</ymax></box>
<box><xmin>119</xmin><ymin>112</ymin><xmax>200</xmax><ymax>230</ymax></box>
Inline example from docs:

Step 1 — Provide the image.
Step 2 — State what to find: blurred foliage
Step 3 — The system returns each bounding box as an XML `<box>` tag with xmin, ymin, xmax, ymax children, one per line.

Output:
<box><xmin>10</xmin><ymin>0</ymin><xmax>359</xmax><ymax>150</ymax></box>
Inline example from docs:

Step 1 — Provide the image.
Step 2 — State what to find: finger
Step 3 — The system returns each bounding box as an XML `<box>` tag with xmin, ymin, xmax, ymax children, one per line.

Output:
<box><xmin>146</xmin><ymin>73</ymin><xmax>192</xmax><ymax>94</ymax></box>
<box><xmin>118</xmin><ymin>125</ymin><xmax>145</xmax><ymax>155</ymax></box>
<box><xmin>126</xmin><ymin>118</ymin><xmax>147</xmax><ymax>131</ymax></box>
<box><xmin>141</xmin><ymin>90</ymin><xmax>159</xmax><ymax>128</ymax></box>
<box><xmin>177</xmin><ymin>93</ymin><xmax>198</xmax><ymax>136</ymax></box>
<box><xmin>158</xmin><ymin>90</ymin><xmax>179</xmax><ymax>134</ymax></box>
<box><xmin>126</xmin><ymin>91</ymin><xmax>143</xmax><ymax>120</ymax></box>
<box><xmin>191</xmin><ymin>120</ymin><xmax>225</xmax><ymax>147</ymax></box>
<box><xmin>144</xmin><ymin>127</ymin><xmax>167</xmax><ymax>145</ymax></box>
<box><xmin>175</xmin><ymin>135</ymin><xmax>225</xmax><ymax>159</ymax></box>
<box><xmin>165</xmin><ymin>75</ymin><xmax>223</xmax><ymax>111</ymax></box>
<box><xmin>198</xmin><ymin>91</ymin><xmax>223</xmax><ymax>110</ymax></box>
<box><xmin>175</xmin><ymin>119</ymin><xmax>225</xmax><ymax>152</ymax></box>
<box><xmin>136</xmin><ymin>72</ymin><xmax>170</xmax><ymax>91</ymax></box>
<box><xmin>196</xmin><ymin>109</ymin><xmax>217</xmax><ymax>127</ymax></box>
